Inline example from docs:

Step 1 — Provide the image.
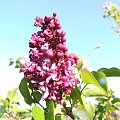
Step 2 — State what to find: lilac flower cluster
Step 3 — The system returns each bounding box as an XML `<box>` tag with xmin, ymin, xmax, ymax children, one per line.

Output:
<box><xmin>21</xmin><ymin>13</ymin><xmax>80</xmax><ymax>103</ymax></box>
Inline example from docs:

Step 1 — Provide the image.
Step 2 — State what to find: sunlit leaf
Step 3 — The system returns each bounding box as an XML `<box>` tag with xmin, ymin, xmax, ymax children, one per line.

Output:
<box><xmin>7</xmin><ymin>88</ymin><xmax>18</xmax><ymax>101</ymax></box>
<box><xmin>4</xmin><ymin>99</ymin><xmax>9</xmax><ymax>108</ymax></box>
<box><xmin>11</xmin><ymin>95</ymin><xmax>22</xmax><ymax>103</ymax></box>
<box><xmin>80</xmin><ymin>68</ymin><xmax>107</xmax><ymax>95</ymax></box>
<box><xmin>83</xmin><ymin>88</ymin><xmax>107</xmax><ymax>97</ymax></box>
<box><xmin>106</xmin><ymin>105</ymin><xmax>118</xmax><ymax>111</ymax></box>
<box><xmin>76</xmin><ymin>55</ymin><xmax>83</xmax><ymax>70</ymax></box>
<box><xmin>32</xmin><ymin>105</ymin><xmax>44</xmax><ymax>120</ymax></box>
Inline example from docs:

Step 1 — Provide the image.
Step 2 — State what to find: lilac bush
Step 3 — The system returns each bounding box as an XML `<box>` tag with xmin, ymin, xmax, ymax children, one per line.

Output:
<box><xmin>20</xmin><ymin>13</ymin><xmax>80</xmax><ymax>104</ymax></box>
<box><xmin>7</xmin><ymin>9</ymin><xmax>120</xmax><ymax>120</ymax></box>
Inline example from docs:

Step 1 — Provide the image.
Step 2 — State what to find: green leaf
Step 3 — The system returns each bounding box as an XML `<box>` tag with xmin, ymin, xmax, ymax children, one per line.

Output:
<box><xmin>9</xmin><ymin>58</ymin><xmax>14</xmax><ymax>66</ymax></box>
<box><xmin>80</xmin><ymin>68</ymin><xmax>107</xmax><ymax>95</ymax></box>
<box><xmin>19</xmin><ymin>78</ymin><xmax>33</xmax><ymax>105</ymax></box>
<box><xmin>0</xmin><ymin>105</ymin><xmax>6</xmax><ymax>117</ymax></box>
<box><xmin>4</xmin><ymin>99</ymin><xmax>9</xmax><ymax>108</ymax></box>
<box><xmin>19</xmin><ymin>78</ymin><xmax>31</xmax><ymax>98</ymax></box>
<box><xmin>70</xmin><ymin>85</ymin><xmax>83</xmax><ymax>105</ymax></box>
<box><xmin>106</xmin><ymin>105</ymin><xmax>118</xmax><ymax>111</ymax></box>
<box><xmin>83</xmin><ymin>88</ymin><xmax>107</xmax><ymax>97</ymax></box>
<box><xmin>92</xmin><ymin>71</ymin><xmax>108</xmax><ymax>92</ymax></box>
<box><xmin>45</xmin><ymin>100</ymin><xmax>54</xmax><ymax>120</ymax></box>
<box><xmin>112</xmin><ymin>97</ymin><xmax>120</xmax><ymax>104</ymax></box>
<box><xmin>32</xmin><ymin>105</ymin><xmax>45</xmax><ymax>120</ymax></box>
<box><xmin>98</xmin><ymin>67</ymin><xmax>120</xmax><ymax>77</ymax></box>
<box><xmin>7</xmin><ymin>88</ymin><xmax>18</xmax><ymax>101</ymax></box>
<box><xmin>32</xmin><ymin>91</ymin><xmax>42</xmax><ymax>103</ymax></box>
<box><xmin>76</xmin><ymin>55</ymin><xmax>83</xmax><ymax>70</ymax></box>
<box><xmin>15</xmin><ymin>57</ymin><xmax>22</xmax><ymax>68</ymax></box>
<box><xmin>11</xmin><ymin>95</ymin><xmax>22</xmax><ymax>103</ymax></box>
<box><xmin>16</xmin><ymin>108</ymin><xmax>30</xmax><ymax>113</ymax></box>
<box><xmin>96</xmin><ymin>98</ymin><xmax>107</xmax><ymax>103</ymax></box>
<box><xmin>55</xmin><ymin>114</ymin><xmax>64</xmax><ymax>120</ymax></box>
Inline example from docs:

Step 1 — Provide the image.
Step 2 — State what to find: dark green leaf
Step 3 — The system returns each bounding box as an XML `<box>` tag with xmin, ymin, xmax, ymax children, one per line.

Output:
<box><xmin>19</xmin><ymin>78</ymin><xmax>33</xmax><ymax>105</ymax></box>
<box><xmin>19</xmin><ymin>78</ymin><xmax>31</xmax><ymax>98</ymax></box>
<box><xmin>92</xmin><ymin>71</ymin><xmax>108</xmax><ymax>92</ymax></box>
<box><xmin>70</xmin><ymin>85</ymin><xmax>83</xmax><ymax>105</ymax></box>
<box><xmin>98</xmin><ymin>67</ymin><xmax>120</xmax><ymax>77</ymax></box>
<box><xmin>45</xmin><ymin>100</ymin><xmax>54</xmax><ymax>120</ymax></box>
<box><xmin>9</xmin><ymin>58</ymin><xmax>14</xmax><ymax>66</ymax></box>
<box><xmin>112</xmin><ymin>97</ymin><xmax>120</xmax><ymax>104</ymax></box>
<box><xmin>32</xmin><ymin>91</ymin><xmax>42</xmax><ymax>103</ymax></box>
<box><xmin>32</xmin><ymin>105</ymin><xmax>45</xmax><ymax>120</ymax></box>
<box><xmin>55</xmin><ymin>114</ymin><xmax>64</xmax><ymax>120</ymax></box>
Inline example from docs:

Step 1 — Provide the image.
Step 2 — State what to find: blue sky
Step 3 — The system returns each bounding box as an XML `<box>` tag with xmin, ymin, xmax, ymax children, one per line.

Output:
<box><xmin>0</xmin><ymin>0</ymin><xmax>120</xmax><ymax>70</ymax></box>
<box><xmin>1</xmin><ymin>0</ymin><xmax>120</xmax><ymax>96</ymax></box>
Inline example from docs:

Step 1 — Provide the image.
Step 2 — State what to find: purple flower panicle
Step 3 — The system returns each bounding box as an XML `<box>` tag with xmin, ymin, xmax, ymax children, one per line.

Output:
<box><xmin>21</xmin><ymin>13</ymin><xmax>80</xmax><ymax>103</ymax></box>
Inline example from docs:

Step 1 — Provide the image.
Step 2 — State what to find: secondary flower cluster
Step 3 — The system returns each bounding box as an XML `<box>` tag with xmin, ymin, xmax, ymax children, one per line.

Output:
<box><xmin>103</xmin><ymin>2</ymin><xmax>120</xmax><ymax>35</ymax></box>
<box><xmin>21</xmin><ymin>13</ymin><xmax>79</xmax><ymax>103</ymax></box>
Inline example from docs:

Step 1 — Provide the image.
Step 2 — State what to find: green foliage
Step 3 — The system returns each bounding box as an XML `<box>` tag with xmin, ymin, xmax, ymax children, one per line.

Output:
<box><xmin>98</xmin><ymin>67</ymin><xmax>120</xmax><ymax>77</ymax></box>
<box><xmin>9</xmin><ymin>58</ymin><xmax>14</xmax><ymax>66</ymax></box>
<box><xmin>32</xmin><ymin>91</ymin><xmax>42</xmax><ymax>103</ymax></box>
<box><xmin>70</xmin><ymin>85</ymin><xmax>82</xmax><ymax>105</ymax></box>
<box><xmin>7</xmin><ymin>88</ymin><xmax>18</xmax><ymax>101</ymax></box>
<box><xmin>32</xmin><ymin>105</ymin><xmax>45</xmax><ymax>120</ymax></box>
<box><xmin>55</xmin><ymin>114</ymin><xmax>64</xmax><ymax>120</ymax></box>
<box><xmin>80</xmin><ymin>68</ymin><xmax>107</xmax><ymax>95</ymax></box>
<box><xmin>19</xmin><ymin>77</ymin><xmax>33</xmax><ymax>105</ymax></box>
<box><xmin>0</xmin><ymin>105</ymin><xmax>6</xmax><ymax>117</ymax></box>
<box><xmin>94</xmin><ymin>89</ymin><xmax>119</xmax><ymax>119</ymax></box>
<box><xmin>0</xmin><ymin>88</ymin><xmax>31</xmax><ymax>119</ymax></box>
<box><xmin>45</xmin><ymin>100</ymin><xmax>55</xmax><ymax>120</ymax></box>
<box><xmin>92</xmin><ymin>71</ymin><xmax>108</xmax><ymax>92</ymax></box>
<box><xmin>83</xmin><ymin>88</ymin><xmax>107</xmax><ymax>97</ymax></box>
